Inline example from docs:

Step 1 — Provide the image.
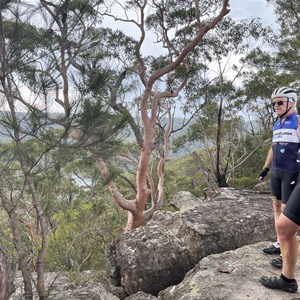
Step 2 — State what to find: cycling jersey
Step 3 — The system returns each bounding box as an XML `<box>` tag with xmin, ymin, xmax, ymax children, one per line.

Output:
<box><xmin>272</xmin><ymin>112</ymin><xmax>299</xmax><ymax>175</ymax></box>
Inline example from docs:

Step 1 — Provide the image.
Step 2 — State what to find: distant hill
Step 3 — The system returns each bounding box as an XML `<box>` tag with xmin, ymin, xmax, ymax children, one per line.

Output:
<box><xmin>0</xmin><ymin>112</ymin><xmax>194</xmax><ymax>157</ymax></box>
<box><xmin>0</xmin><ymin>111</ymin><xmax>63</xmax><ymax>142</ymax></box>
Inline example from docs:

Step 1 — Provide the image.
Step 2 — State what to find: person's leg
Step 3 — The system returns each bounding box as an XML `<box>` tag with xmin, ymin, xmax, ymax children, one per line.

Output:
<box><xmin>267</xmin><ymin>171</ymin><xmax>297</xmax><ymax>252</ymax></box>
<box><xmin>273</xmin><ymin>199</ymin><xmax>282</xmax><ymax>240</ymax></box>
<box><xmin>269</xmin><ymin>172</ymin><xmax>298</xmax><ymax>266</ymax></box>
<box><xmin>259</xmin><ymin>213</ymin><xmax>299</xmax><ymax>293</ymax></box>
<box><xmin>281</xmin><ymin>172</ymin><xmax>298</xmax><ymax>207</ymax></box>
<box><xmin>262</xmin><ymin>197</ymin><xmax>281</xmax><ymax>254</ymax></box>
<box><xmin>276</xmin><ymin>214</ymin><xmax>299</xmax><ymax>279</ymax></box>
<box><xmin>270</xmin><ymin>171</ymin><xmax>282</xmax><ymax>247</ymax></box>
<box><xmin>280</xmin><ymin>181</ymin><xmax>300</xmax><ymax>276</ymax></box>
<box><xmin>260</xmin><ymin>181</ymin><xmax>300</xmax><ymax>293</ymax></box>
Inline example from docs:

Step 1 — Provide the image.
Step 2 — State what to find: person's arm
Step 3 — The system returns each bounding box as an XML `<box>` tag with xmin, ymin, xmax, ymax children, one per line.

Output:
<box><xmin>264</xmin><ymin>148</ymin><xmax>273</xmax><ymax>169</ymax></box>
<box><xmin>258</xmin><ymin>148</ymin><xmax>272</xmax><ymax>181</ymax></box>
<box><xmin>297</xmin><ymin>106</ymin><xmax>300</xmax><ymax>137</ymax></box>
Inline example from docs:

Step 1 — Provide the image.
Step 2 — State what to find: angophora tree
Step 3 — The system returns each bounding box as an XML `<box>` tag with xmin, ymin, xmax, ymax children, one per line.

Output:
<box><xmin>84</xmin><ymin>0</ymin><xmax>230</xmax><ymax>229</ymax></box>
<box><xmin>170</xmin><ymin>13</ymin><xmax>275</xmax><ymax>188</ymax></box>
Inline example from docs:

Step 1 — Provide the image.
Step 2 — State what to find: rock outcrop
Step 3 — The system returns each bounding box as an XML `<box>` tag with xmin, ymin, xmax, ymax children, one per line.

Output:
<box><xmin>130</xmin><ymin>240</ymin><xmax>300</xmax><ymax>300</ymax></box>
<box><xmin>106</xmin><ymin>188</ymin><xmax>276</xmax><ymax>296</ymax></box>
<box><xmin>10</xmin><ymin>240</ymin><xmax>300</xmax><ymax>300</ymax></box>
<box><xmin>9</xmin><ymin>271</ymin><xmax>125</xmax><ymax>300</ymax></box>
<box><xmin>170</xmin><ymin>190</ymin><xmax>201</xmax><ymax>210</ymax></box>
<box><xmin>11</xmin><ymin>188</ymin><xmax>289</xmax><ymax>300</ymax></box>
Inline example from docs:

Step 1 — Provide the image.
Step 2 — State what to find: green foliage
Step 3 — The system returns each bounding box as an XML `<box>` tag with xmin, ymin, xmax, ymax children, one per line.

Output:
<box><xmin>267</xmin><ymin>0</ymin><xmax>300</xmax><ymax>31</ymax></box>
<box><xmin>84</xmin><ymin>69</ymin><xmax>110</xmax><ymax>96</ymax></box>
<box><xmin>164</xmin><ymin>154</ymin><xmax>205</xmax><ymax>201</ymax></box>
<box><xmin>4</xmin><ymin>20</ymin><xmax>41</xmax><ymax>54</ymax></box>
<box><xmin>172</xmin><ymin>79</ymin><xmax>244</xmax><ymax>152</ymax></box>
<box><xmin>0</xmin><ymin>132</ymin><xmax>130</xmax><ymax>272</ymax></box>
<box><xmin>67</xmin><ymin>0</ymin><xmax>98</xmax><ymax>15</ymax></box>
<box><xmin>45</xmin><ymin>198</ymin><xmax>126</xmax><ymax>272</ymax></box>
<box><xmin>242</xmin><ymin>48</ymin><xmax>296</xmax><ymax>97</ymax></box>
<box><xmin>0</xmin><ymin>211</ymin><xmax>18</xmax><ymax>262</ymax></box>
<box><xmin>234</xmin><ymin>134</ymin><xmax>271</xmax><ymax>178</ymax></box>
<box><xmin>74</xmin><ymin>98</ymin><xmax>129</xmax><ymax>159</ymax></box>
<box><xmin>243</xmin><ymin>1</ymin><xmax>300</xmax><ymax>97</ymax></box>
<box><xmin>229</xmin><ymin>176</ymin><xmax>257</xmax><ymax>189</ymax></box>
<box><xmin>78</xmin><ymin>27</ymin><xmax>137</xmax><ymax>74</ymax></box>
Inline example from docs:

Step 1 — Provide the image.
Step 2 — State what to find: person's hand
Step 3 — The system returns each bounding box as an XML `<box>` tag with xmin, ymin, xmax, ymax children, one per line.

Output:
<box><xmin>258</xmin><ymin>168</ymin><xmax>269</xmax><ymax>181</ymax></box>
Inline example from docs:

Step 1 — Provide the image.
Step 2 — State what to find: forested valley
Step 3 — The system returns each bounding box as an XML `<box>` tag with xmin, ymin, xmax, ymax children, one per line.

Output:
<box><xmin>0</xmin><ymin>0</ymin><xmax>299</xmax><ymax>299</ymax></box>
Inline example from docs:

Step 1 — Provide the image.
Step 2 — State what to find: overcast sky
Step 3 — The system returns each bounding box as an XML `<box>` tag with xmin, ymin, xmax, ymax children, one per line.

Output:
<box><xmin>230</xmin><ymin>0</ymin><xmax>277</xmax><ymax>29</ymax></box>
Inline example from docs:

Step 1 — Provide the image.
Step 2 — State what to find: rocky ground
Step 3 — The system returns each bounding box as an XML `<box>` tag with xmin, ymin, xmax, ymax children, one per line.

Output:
<box><xmin>10</xmin><ymin>188</ymin><xmax>300</xmax><ymax>300</ymax></box>
<box><xmin>9</xmin><ymin>240</ymin><xmax>300</xmax><ymax>300</ymax></box>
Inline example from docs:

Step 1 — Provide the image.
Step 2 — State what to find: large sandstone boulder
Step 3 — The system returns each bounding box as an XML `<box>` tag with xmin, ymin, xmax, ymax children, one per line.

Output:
<box><xmin>106</xmin><ymin>189</ymin><xmax>275</xmax><ymax>296</ymax></box>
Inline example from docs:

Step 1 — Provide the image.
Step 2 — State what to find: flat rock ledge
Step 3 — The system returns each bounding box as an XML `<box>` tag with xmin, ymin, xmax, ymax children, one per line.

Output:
<box><xmin>157</xmin><ymin>240</ymin><xmax>300</xmax><ymax>300</ymax></box>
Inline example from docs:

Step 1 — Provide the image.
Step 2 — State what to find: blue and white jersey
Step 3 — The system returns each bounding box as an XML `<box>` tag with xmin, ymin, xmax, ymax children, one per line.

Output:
<box><xmin>272</xmin><ymin>112</ymin><xmax>300</xmax><ymax>174</ymax></box>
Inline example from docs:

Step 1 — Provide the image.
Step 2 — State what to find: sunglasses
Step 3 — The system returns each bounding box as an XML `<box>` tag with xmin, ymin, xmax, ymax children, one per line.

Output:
<box><xmin>272</xmin><ymin>100</ymin><xmax>287</xmax><ymax>107</ymax></box>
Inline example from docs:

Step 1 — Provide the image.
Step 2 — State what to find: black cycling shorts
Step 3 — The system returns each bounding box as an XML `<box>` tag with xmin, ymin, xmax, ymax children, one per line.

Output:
<box><xmin>270</xmin><ymin>170</ymin><xmax>298</xmax><ymax>204</ymax></box>
<box><xmin>283</xmin><ymin>182</ymin><xmax>300</xmax><ymax>226</ymax></box>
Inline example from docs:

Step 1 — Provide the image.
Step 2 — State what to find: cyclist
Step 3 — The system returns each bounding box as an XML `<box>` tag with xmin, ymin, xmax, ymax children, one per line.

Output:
<box><xmin>258</xmin><ymin>87</ymin><xmax>299</xmax><ymax>269</ymax></box>
<box><xmin>259</xmin><ymin>90</ymin><xmax>300</xmax><ymax>293</ymax></box>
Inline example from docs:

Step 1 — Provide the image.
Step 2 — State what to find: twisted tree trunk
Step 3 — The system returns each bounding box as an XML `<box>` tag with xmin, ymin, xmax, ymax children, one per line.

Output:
<box><xmin>0</xmin><ymin>246</ymin><xmax>15</xmax><ymax>300</ymax></box>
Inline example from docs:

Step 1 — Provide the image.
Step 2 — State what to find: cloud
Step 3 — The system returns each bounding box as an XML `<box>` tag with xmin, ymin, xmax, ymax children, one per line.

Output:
<box><xmin>229</xmin><ymin>0</ymin><xmax>278</xmax><ymax>30</ymax></box>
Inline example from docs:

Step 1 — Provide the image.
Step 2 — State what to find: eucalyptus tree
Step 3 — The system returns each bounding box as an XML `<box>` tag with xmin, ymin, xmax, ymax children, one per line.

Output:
<box><xmin>173</xmin><ymin>81</ymin><xmax>239</xmax><ymax>187</ymax></box>
<box><xmin>0</xmin><ymin>0</ymin><xmax>129</xmax><ymax>298</ymax></box>
<box><xmin>267</xmin><ymin>0</ymin><xmax>300</xmax><ymax>79</ymax></box>
<box><xmin>0</xmin><ymin>3</ymin><xmax>50</xmax><ymax>299</ymax></box>
<box><xmin>242</xmin><ymin>0</ymin><xmax>300</xmax><ymax>110</ymax></box>
<box><xmin>171</xmin><ymin>15</ymin><xmax>274</xmax><ymax>188</ymax></box>
<box><xmin>241</xmin><ymin>47</ymin><xmax>297</xmax><ymax>132</ymax></box>
<box><xmin>0</xmin><ymin>246</ymin><xmax>15</xmax><ymax>300</ymax></box>
<box><xmin>217</xmin><ymin>0</ymin><xmax>300</xmax><ymax>187</ymax></box>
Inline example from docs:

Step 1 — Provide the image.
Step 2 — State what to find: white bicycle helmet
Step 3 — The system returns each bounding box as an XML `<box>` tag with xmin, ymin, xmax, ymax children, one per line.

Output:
<box><xmin>271</xmin><ymin>86</ymin><xmax>297</xmax><ymax>102</ymax></box>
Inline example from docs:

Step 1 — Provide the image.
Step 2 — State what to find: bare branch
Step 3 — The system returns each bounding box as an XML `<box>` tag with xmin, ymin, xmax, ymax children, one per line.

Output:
<box><xmin>146</xmin><ymin>0</ymin><xmax>230</xmax><ymax>90</ymax></box>
<box><xmin>88</xmin><ymin>147</ymin><xmax>136</xmax><ymax>212</ymax></box>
